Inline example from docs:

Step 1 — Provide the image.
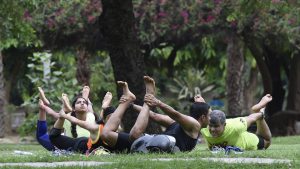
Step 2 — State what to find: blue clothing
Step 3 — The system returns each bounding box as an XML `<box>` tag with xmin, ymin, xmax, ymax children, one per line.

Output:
<box><xmin>36</xmin><ymin>120</ymin><xmax>55</xmax><ymax>151</ymax></box>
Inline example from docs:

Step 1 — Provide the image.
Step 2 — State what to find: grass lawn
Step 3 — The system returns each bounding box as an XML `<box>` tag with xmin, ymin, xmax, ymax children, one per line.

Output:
<box><xmin>0</xmin><ymin>135</ymin><xmax>299</xmax><ymax>169</ymax></box>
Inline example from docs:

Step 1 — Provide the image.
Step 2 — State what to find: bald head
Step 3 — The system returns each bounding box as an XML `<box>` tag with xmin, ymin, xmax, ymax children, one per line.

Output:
<box><xmin>209</xmin><ymin>110</ymin><xmax>226</xmax><ymax>125</ymax></box>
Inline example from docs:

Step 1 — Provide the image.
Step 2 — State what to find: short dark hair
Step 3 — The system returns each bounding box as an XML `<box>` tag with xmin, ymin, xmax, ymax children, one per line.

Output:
<box><xmin>209</xmin><ymin>110</ymin><xmax>226</xmax><ymax>125</ymax></box>
<box><xmin>189</xmin><ymin>102</ymin><xmax>210</xmax><ymax>120</ymax></box>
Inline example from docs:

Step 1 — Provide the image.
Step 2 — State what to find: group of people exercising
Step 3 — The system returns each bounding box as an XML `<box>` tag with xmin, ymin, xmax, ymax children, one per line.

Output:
<box><xmin>36</xmin><ymin>76</ymin><xmax>272</xmax><ymax>155</ymax></box>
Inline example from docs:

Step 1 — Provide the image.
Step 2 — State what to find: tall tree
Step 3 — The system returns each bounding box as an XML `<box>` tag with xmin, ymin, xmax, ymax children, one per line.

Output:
<box><xmin>226</xmin><ymin>33</ymin><xmax>244</xmax><ymax>115</ymax></box>
<box><xmin>0</xmin><ymin>51</ymin><xmax>5</xmax><ymax>137</ymax></box>
<box><xmin>99</xmin><ymin>0</ymin><xmax>160</xmax><ymax>132</ymax></box>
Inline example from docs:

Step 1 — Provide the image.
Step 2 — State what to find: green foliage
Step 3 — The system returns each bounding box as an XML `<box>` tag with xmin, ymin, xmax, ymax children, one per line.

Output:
<box><xmin>17</xmin><ymin>112</ymin><xmax>38</xmax><ymax>137</ymax></box>
<box><xmin>89</xmin><ymin>51</ymin><xmax>117</xmax><ymax>111</ymax></box>
<box><xmin>18</xmin><ymin>51</ymin><xmax>80</xmax><ymax>135</ymax></box>
<box><xmin>27</xmin><ymin>0</ymin><xmax>102</xmax><ymax>35</ymax></box>
<box><xmin>0</xmin><ymin>0</ymin><xmax>38</xmax><ymax>50</ymax></box>
<box><xmin>24</xmin><ymin>51</ymin><xmax>80</xmax><ymax>108</ymax></box>
<box><xmin>159</xmin><ymin>68</ymin><xmax>218</xmax><ymax>113</ymax></box>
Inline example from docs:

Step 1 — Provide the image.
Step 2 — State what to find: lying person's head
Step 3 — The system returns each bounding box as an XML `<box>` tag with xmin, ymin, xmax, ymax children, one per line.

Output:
<box><xmin>190</xmin><ymin>102</ymin><xmax>211</xmax><ymax>127</ymax></box>
<box><xmin>208</xmin><ymin>110</ymin><xmax>226</xmax><ymax>137</ymax></box>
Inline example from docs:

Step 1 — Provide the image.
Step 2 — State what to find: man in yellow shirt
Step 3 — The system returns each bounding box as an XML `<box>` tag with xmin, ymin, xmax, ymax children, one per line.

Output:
<box><xmin>201</xmin><ymin>94</ymin><xmax>272</xmax><ymax>150</ymax></box>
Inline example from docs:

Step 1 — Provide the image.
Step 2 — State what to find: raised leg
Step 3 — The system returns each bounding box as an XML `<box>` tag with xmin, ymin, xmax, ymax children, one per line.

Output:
<box><xmin>100</xmin><ymin>92</ymin><xmax>113</xmax><ymax>119</ymax></box>
<box><xmin>129</xmin><ymin>76</ymin><xmax>154</xmax><ymax>140</ymax></box>
<box><xmin>248</xmin><ymin>94</ymin><xmax>273</xmax><ymax>149</ymax></box>
<box><xmin>101</xmin><ymin>81</ymin><xmax>136</xmax><ymax>147</ymax></box>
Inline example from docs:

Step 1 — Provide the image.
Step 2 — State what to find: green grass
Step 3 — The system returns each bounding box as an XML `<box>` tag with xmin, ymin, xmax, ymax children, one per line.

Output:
<box><xmin>0</xmin><ymin>136</ymin><xmax>299</xmax><ymax>169</ymax></box>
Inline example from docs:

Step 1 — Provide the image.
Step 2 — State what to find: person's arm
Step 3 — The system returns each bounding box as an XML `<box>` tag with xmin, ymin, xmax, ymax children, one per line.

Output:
<box><xmin>144</xmin><ymin>94</ymin><xmax>200</xmax><ymax>139</ymax></box>
<box><xmin>132</xmin><ymin>104</ymin><xmax>175</xmax><ymax>127</ymax></box>
<box><xmin>87</xmin><ymin>99</ymin><xmax>94</xmax><ymax>113</ymax></box>
<box><xmin>41</xmin><ymin>104</ymin><xmax>60</xmax><ymax>119</ymax></box>
<box><xmin>60</xmin><ymin>113</ymin><xmax>98</xmax><ymax>133</ymax></box>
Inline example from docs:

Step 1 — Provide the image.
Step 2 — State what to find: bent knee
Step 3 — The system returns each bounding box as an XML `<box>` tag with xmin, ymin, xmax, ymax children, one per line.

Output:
<box><xmin>100</xmin><ymin>130</ymin><xmax>109</xmax><ymax>142</ymax></box>
<box><xmin>49</xmin><ymin>128</ymin><xmax>62</xmax><ymax>140</ymax></box>
<box><xmin>129</xmin><ymin>131</ymin><xmax>142</xmax><ymax>142</ymax></box>
<box><xmin>264</xmin><ymin>139</ymin><xmax>271</xmax><ymax>149</ymax></box>
<box><xmin>129</xmin><ymin>127</ymin><xmax>144</xmax><ymax>141</ymax></box>
<box><xmin>100</xmin><ymin>129</ymin><xmax>115</xmax><ymax>143</ymax></box>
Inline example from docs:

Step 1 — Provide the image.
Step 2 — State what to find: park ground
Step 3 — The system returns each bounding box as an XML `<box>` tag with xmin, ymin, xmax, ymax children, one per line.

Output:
<box><xmin>0</xmin><ymin>135</ymin><xmax>299</xmax><ymax>169</ymax></box>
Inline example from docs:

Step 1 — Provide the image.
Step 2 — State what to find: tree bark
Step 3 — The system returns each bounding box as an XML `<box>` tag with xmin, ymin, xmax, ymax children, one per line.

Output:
<box><xmin>264</xmin><ymin>47</ymin><xmax>285</xmax><ymax>116</ymax></box>
<box><xmin>243</xmin><ymin>66</ymin><xmax>259</xmax><ymax>114</ymax></box>
<box><xmin>100</xmin><ymin>0</ymin><xmax>161</xmax><ymax>133</ymax></box>
<box><xmin>76</xmin><ymin>47</ymin><xmax>91</xmax><ymax>86</ymax></box>
<box><xmin>226</xmin><ymin>33</ymin><xmax>244</xmax><ymax>116</ymax></box>
<box><xmin>287</xmin><ymin>52</ymin><xmax>300</xmax><ymax>113</ymax></box>
<box><xmin>0</xmin><ymin>50</ymin><xmax>5</xmax><ymax>138</ymax></box>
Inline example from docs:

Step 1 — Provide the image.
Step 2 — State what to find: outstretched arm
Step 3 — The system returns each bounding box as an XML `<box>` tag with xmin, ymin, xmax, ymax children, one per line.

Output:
<box><xmin>39</xmin><ymin>100</ymin><xmax>60</xmax><ymax>119</ymax></box>
<box><xmin>132</xmin><ymin>104</ymin><xmax>175</xmax><ymax>127</ymax></box>
<box><xmin>144</xmin><ymin>94</ymin><xmax>200</xmax><ymax>139</ymax></box>
<box><xmin>60</xmin><ymin>113</ymin><xmax>98</xmax><ymax>132</ymax></box>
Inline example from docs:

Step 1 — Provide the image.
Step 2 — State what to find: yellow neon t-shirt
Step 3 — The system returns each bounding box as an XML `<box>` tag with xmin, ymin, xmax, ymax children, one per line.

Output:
<box><xmin>63</xmin><ymin>112</ymin><xmax>95</xmax><ymax>138</ymax></box>
<box><xmin>201</xmin><ymin>117</ymin><xmax>259</xmax><ymax>150</ymax></box>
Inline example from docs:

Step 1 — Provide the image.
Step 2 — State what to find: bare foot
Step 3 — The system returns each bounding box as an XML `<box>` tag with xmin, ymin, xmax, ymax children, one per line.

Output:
<box><xmin>82</xmin><ymin>86</ymin><xmax>90</xmax><ymax>100</ymax></box>
<box><xmin>102</xmin><ymin>92</ymin><xmax>112</xmax><ymax>109</ymax></box>
<box><xmin>117</xmin><ymin>81</ymin><xmax>136</xmax><ymax>102</ymax></box>
<box><xmin>251</xmin><ymin>94</ymin><xmax>272</xmax><ymax>112</ymax></box>
<box><xmin>38</xmin><ymin>87</ymin><xmax>50</xmax><ymax>105</ymax></box>
<box><xmin>144</xmin><ymin>76</ymin><xmax>156</xmax><ymax>95</ymax></box>
<box><xmin>62</xmin><ymin>93</ymin><xmax>73</xmax><ymax>113</ymax></box>
<box><xmin>39</xmin><ymin>99</ymin><xmax>46</xmax><ymax>110</ymax></box>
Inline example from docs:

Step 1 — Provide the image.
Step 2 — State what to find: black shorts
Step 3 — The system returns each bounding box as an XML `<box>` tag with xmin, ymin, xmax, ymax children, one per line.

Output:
<box><xmin>256</xmin><ymin>135</ymin><xmax>265</xmax><ymax>150</ymax></box>
<box><xmin>113</xmin><ymin>132</ymin><xmax>133</xmax><ymax>153</ymax></box>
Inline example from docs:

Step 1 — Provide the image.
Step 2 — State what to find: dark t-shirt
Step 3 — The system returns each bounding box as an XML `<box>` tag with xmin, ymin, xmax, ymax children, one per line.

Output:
<box><xmin>163</xmin><ymin>122</ymin><xmax>198</xmax><ymax>151</ymax></box>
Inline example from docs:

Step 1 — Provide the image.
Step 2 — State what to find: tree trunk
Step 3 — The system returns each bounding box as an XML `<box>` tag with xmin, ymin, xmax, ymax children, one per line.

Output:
<box><xmin>100</xmin><ymin>0</ymin><xmax>161</xmax><ymax>133</ymax></box>
<box><xmin>76</xmin><ymin>47</ymin><xmax>91</xmax><ymax>86</ymax></box>
<box><xmin>264</xmin><ymin>47</ymin><xmax>285</xmax><ymax>116</ymax></box>
<box><xmin>243</xmin><ymin>66</ymin><xmax>259</xmax><ymax>114</ymax></box>
<box><xmin>0</xmin><ymin>50</ymin><xmax>5</xmax><ymax>138</ymax></box>
<box><xmin>226</xmin><ymin>33</ymin><xmax>244</xmax><ymax>116</ymax></box>
<box><xmin>287</xmin><ymin>52</ymin><xmax>300</xmax><ymax>113</ymax></box>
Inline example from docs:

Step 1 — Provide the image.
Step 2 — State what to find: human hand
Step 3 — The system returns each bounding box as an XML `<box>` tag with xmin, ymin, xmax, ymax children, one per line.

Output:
<box><xmin>194</xmin><ymin>94</ymin><xmax>205</xmax><ymax>103</ymax></box>
<box><xmin>144</xmin><ymin>94</ymin><xmax>160</xmax><ymax>107</ymax></box>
